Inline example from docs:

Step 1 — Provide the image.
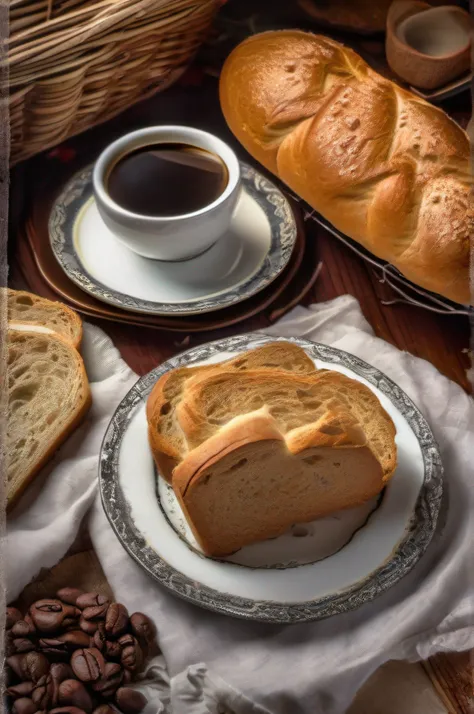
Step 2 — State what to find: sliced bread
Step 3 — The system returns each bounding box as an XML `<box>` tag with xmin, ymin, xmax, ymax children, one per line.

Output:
<box><xmin>147</xmin><ymin>342</ymin><xmax>318</xmax><ymax>482</ymax></box>
<box><xmin>7</xmin><ymin>329</ymin><xmax>91</xmax><ymax>508</ymax></box>
<box><xmin>176</xmin><ymin>369</ymin><xmax>397</xmax><ymax>480</ymax></box>
<box><xmin>7</xmin><ymin>288</ymin><xmax>83</xmax><ymax>349</ymax></box>
<box><xmin>173</xmin><ymin>406</ymin><xmax>386</xmax><ymax>557</ymax></box>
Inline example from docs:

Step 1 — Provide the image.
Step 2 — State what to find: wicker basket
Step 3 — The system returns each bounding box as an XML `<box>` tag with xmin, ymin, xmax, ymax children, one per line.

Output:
<box><xmin>7</xmin><ymin>0</ymin><xmax>219</xmax><ymax>164</ymax></box>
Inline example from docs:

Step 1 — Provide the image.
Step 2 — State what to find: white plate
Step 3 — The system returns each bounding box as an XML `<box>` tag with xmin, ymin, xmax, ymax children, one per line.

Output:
<box><xmin>48</xmin><ymin>163</ymin><xmax>297</xmax><ymax>316</ymax></box>
<box><xmin>99</xmin><ymin>335</ymin><xmax>443</xmax><ymax>623</ymax></box>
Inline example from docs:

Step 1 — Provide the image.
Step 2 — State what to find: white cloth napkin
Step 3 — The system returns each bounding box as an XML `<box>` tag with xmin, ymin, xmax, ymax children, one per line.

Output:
<box><xmin>7</xmin><ymin>295</ymin><xmax>474</xmax><ymax>714</ymax></box>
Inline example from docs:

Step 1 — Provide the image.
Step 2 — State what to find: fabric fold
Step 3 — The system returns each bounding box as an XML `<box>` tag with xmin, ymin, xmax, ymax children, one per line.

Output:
<box><xmin>7</xmin><ymin>297</ymin><xmax>474</xmax><ymax>714</ymax></box>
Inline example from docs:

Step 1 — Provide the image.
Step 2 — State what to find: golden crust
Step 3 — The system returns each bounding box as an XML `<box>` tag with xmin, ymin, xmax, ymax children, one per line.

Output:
<box><xmin>147</xmin><ymin>343</ymin><xmax>318</xmax><ymax>482</ymax></box>
<box><xmin>6</xmin><ymin>288</ymin><xmax>84</xmax><ymax>348</ymax></box>
<box><xmin>220</xmin><ymin>31</ymin><xmax>471</xmax><ymax>305</ymax></box>
<box><xmin>176</xmin><ymin>369</ymin><xmax>397</xmax><ymax>480</ymax></box>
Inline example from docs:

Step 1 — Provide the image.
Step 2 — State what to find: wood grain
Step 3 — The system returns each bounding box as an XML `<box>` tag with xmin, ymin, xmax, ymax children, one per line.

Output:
<box><xmin>423</xmin><ymin>652</ymin><xmax>474</xmax><ymax>714</ymax></box>
<box><xmin>8</xmin><ymin>77</ymin><xmax>471</xmax><ymax>386</ymax></box>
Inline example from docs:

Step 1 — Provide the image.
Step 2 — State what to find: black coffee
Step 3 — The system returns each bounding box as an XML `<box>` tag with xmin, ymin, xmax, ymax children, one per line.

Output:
<box><xmin>107</xmin><ymin>142</ymin><xmax>228</xmax><ymax>217</ymax></box>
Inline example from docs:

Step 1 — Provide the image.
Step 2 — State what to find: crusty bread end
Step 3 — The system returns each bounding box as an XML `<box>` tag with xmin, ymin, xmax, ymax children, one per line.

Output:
<box><xmin>7</xmin><ymin>328</ymin><xmax>91</xmax><ymax>509</ymax></box>
<box><xmin>147</xmin><ymin>342</ymin><xmax>318</xmax><ymax>482</ymax></box>
<box><xmin>6</xmin><ymin>288</ymin><xmax>83</xmax><ymax>349</ymax></box>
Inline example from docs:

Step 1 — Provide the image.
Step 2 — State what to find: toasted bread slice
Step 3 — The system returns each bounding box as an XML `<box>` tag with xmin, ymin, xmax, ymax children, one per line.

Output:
<box><xmin>7</xmin><ymin>288</ymin><xmax>83</xmax><ymax>349</ymax></box>
<box><xmin>173</xmin><ymin>407</ymin><xmax>385</xmax><ymax>557</ymax></box>
<box><xmin>147</xmin><ymin>342</ymin><xmax>317</xmax><ymax>482</ymax></box>
<box><xmin>7</xmin><ymin>329</ymin><xmax>91</xmax><ymax>509</ymax></box>
<box><xmin>176</xmin><ymin>369</ymin><xmax>396</xmax><ymax>480</ymax></box>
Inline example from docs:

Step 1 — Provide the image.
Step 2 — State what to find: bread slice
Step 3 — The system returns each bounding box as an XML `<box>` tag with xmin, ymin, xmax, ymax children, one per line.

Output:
<box><xmin>176</xmin><ymin>369</ymin><xmax>397</xmax><ymax>480</ymax></box>
<box><xmin>173</xmin><ymin>406</ymin><xmax>386</xmax><ymax>557</ymax></box>
<box><xmin>6</xmin><ymin>289</ymin><xmax>83</xmax><ymax>349</ymax></box>
<box><xmin>7</xmin><ymin>329</ymin><xmax>91</xmax><ymax>509</ymax></box>
<box><xmin>147</xmin><ymin>342</ymin><xmax>318</xmax><ymax>482</ymax></box>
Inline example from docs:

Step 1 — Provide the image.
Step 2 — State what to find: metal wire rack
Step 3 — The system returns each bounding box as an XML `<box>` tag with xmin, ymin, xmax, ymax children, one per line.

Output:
<box><xmin>287</xmin><ymin>193</ymin><xmax>472</xmax><ymax>317</ymax></box>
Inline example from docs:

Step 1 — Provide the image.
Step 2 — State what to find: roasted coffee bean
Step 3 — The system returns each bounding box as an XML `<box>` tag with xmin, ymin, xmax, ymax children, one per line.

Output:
<box><xmin>79</xmin><ymin>616</ymin><xmax>99</xmax><ymax>636</ymax></box>
<box><xmin>104</xmin><ymin>640</ymin><xmax>122</xmax><ymax>660</ymax></box>
<box><xmin>119</xmin><ymin>636</ymin><xmax>143</xmax><ymax>673</ymax></box>
<box><xmin>92</xmin><ymin>662</ymin><xmax>123</xmax><ymax>698</ymax></box>
<box><xmin>71</xmin><ymin>648</ymin><xmax>105</xmax><ymax>682</ymax></box>
<box><xmin>121</xmin><ymin>644</ymin><xmax>143</xmax><ymax>672</ymax></box>
<box><xmin>7</xmin><ymin>682</ymin><xmax>35</xmax><ymax>699</ymax></box>
<box><xmin>7</xmin><ymin>607</ymin><xmax>23</xmax><ymax>630</ymax></box>
<box><xmin>12</xmin><ymin>620</ymin><xmax>36</xmax><ymax>638</ymax></box>
<box><xmin>15</xmin><ymin>651</ymin><xmax>50</xmax><ymax>682</ymax></box>
<box><xmin>82</xmin><ymin>603</ymin><xmax>109</xmax><ymax>621</ymax></box>
<box><xmin>115</xmin><ymin>687</ymin><xmax>147</xmax><ymax>714</ymax></box>
<box><xmin>5</xmin><ymin>664</ymin><xmax>16</xmax><ymax>686</ymax></box>
<box><xmin>93</xmin><ymin>623</ymin><xmax>106</xmax><ymax>651</ymax></box>
<box><xmin>50</xmin><ymin>663</ymin><xmax>74</xmax><ymax>706</ymax></box>
<box><xmin>58</xmin><ymin>679</ymin><xmax>94</xmax><ymax>713</ymax></box>
<box><xmin>118</xmin><ymin>634</ymin><xmax>134</xmax><ymax>648</ymax></box>
<box><xmin>24</xmin><ymin>615</ymin><xmax>37</xmax><ymax>633</ymax></box>
<box><xmin>50</xmin><ymin>707</ymin><xmax>87</xmax><ymax>714</ymax></box>
<box><xmin>12</xmin><ymin>697</ymin><xmax>37</xmax><ymax>714</ymax></box>
<box><xmin>38</xmin><ymin>637</ymin><xmax>69</xmax><ymax>658</ymax></box>
<box><xmin>130</xmin><ymin>613</ymin><xmax>155</xmax><ymax>648</ymax></box>
<box><xmin>105</xmin><ymin>603</ymin><xmax>128</xmax><ymax>638</ymax></box>
<box><xmin>58</xmin><ymin>631</ymin><xmax>91</xmax><ymax>650</ymax></box>
<box><xmin>50</xmin><ymin>663</ymin><xmax>74</xmax><ymax>682</ymax></box>
<box><xmin>56</xmin><ymin>588</ymin><xmax>85</xmax><ymax>606</ymax></box>
<box><xmin>13</xmin><ymin>638</ymin><xmax>36</xmax><ymax>654</ymax></box>
<box><xmin>62</xmin><ymin>617</ymin><xmax>81</xmax><ymax>630</ymax></box>
<box><xmin>76</xmin><ymin>594</ymin><xmax>109</xmax><ymax>611</ymax></box>
<box><xmin>32</xmin><ymin>674</ymin><xmax>54</xmax><ymax>710</ymax></box>
<box><xmin>30</xmin><ymin>600</ymin><xmax>78</xmax><ymax>634</ymax></box>
<box><xmin>5</xmin><ymin>630</ymin><xmax>14</xmax><ymax>657</ymax></box>
<box><xmin>92</xmin><ymin>706</ymin><xmax>116</xmax><ymax>714</ymax></box>
<box><xmin>7</xmin><ymin>654</ymin><xmax>27</xmax><ymax>679</ymax></box>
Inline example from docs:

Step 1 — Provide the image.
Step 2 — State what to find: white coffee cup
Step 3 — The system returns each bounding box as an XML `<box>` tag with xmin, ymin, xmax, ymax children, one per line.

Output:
<box><xmin>93</xmin><ymin>126</ymin><xmax>241</xmax><ymax>262</ymax></box>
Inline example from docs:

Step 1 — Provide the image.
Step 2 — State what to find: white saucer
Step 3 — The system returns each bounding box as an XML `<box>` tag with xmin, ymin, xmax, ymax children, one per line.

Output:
<box><xmin>100</xmin><ymin>334</ymin><xmax>444</xmax><ymax>623</ymax></box>
<box><xmin>48</xmin><ymin>163</ymin><xmax>297</xmax><ymax>316</ymax></box>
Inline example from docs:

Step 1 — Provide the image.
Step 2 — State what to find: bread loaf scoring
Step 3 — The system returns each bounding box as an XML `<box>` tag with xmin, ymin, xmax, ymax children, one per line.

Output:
<box><xmin>219</xmin><ymin>31</ymin><xmax>472</xmax><ymax>305</ymax></box>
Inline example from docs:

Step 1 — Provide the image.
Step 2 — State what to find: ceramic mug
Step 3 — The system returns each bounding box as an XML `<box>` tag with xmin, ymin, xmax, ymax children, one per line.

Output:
<box><xmin>93</xmin><ymin>126</ymin><xmax>241</xmax><ymax>261</ymax></box>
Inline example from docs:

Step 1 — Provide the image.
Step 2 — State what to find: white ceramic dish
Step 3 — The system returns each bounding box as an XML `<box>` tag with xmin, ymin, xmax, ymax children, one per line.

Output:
<box><xmin>398</xmin><ymin>6</ymin><xmax>471</xmax><ymax>58</ymax></box>
<box><xmin>92</xmin><ymin>126</ymin><xmax>242</xmax><ymax>262</ymax></box>
<box><xmin>99</xmin><ymin>335</ymin><xmax>444</xmax><ymax>623</ymax></box>
<box><xmin>49</xmin><ymin>163</ymin><xmax>297</xmax><ymax>316</ymax></box>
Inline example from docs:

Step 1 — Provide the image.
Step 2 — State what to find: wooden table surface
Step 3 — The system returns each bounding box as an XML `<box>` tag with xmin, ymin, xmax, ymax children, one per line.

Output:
<box><xmin>8</xmin><ymin>75</ymin><xmax>471</xmax><ymax>389</ymax></box>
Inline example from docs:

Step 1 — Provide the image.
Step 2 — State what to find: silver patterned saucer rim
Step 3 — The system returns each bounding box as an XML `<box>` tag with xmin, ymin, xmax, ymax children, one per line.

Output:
<box><xmin>48</xmin><ymin>162</ymin><xmax>297</xmax><ymax>316</ymax></box>
<box><xmin>99</xmin><ymin>334</ymin><xmax>444</xmax><ymax>624</ymax></box>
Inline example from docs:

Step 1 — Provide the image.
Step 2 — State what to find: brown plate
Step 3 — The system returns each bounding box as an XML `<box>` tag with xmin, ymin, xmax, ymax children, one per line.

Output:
<box><xmin>298</xmin><ymin>0</ymin><xmax>393</xmax><ymax>35</ymax></box>
<box><xmin>24</xmin><ymin>194</ymin><xmax>315</xmax><ymax>331</ymax></box>
<box><xmin>297</xmin><ymin>0</ymin><xmax>458</xmax><ymax>35</ymax></box>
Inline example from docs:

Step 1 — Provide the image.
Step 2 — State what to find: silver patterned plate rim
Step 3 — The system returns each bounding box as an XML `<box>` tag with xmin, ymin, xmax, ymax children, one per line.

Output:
<box><xmin>99</xmin><ymin>333</ymin><xmax>444</xmax><ymax>624</ymax></box>
<box><xmin>48</xmin><ymin>162</ymin><xmax>297</xmax><ymax>316</ymax></box>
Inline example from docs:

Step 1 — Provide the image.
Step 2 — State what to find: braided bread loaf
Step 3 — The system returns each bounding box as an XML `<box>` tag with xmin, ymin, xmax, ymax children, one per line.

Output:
<box><xmin>220</xmin><ymin>31</ymin><xmax>472</xmax><ymax>305</ymax></box>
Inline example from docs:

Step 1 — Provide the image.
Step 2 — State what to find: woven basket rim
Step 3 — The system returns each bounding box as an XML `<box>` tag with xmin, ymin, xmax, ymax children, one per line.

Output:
<box><xmin>9</xmin><ymin>0</ymin><xmax>206</xmax><ymax>67</ymax></box>
<box><xmin>8</xmin><ymin>0</ymin><xmax>218</xmax><ymax>165</ymax></box>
